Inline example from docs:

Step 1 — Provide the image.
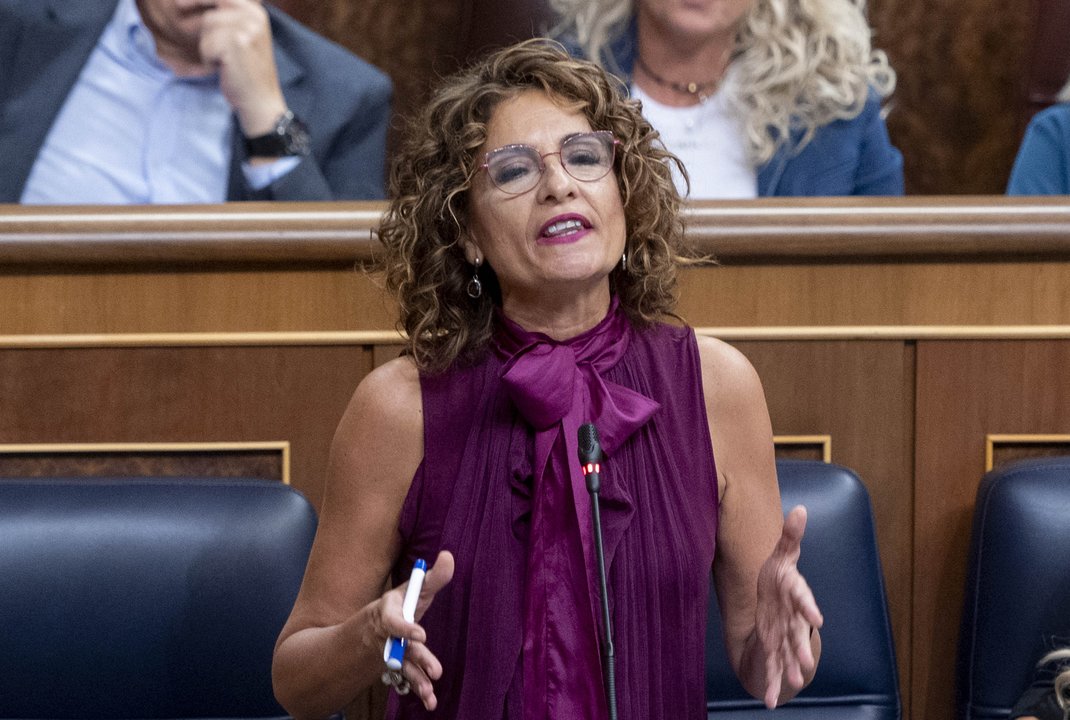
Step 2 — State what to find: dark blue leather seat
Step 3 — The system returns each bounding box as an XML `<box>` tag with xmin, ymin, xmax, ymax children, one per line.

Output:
<box><xmin>0</xmin><ymin>478</ymin><xmax>316</xmax><ymax>720</ymax></box>
<box><xmin>956</xmin><ymin>457</ymin><xmax>1070</xmax><ymax>720</ymax></box>
<box><xmin>705</xmin><ymin>459</ymin><xmax>901</xmax><ymax>720</ymax></box>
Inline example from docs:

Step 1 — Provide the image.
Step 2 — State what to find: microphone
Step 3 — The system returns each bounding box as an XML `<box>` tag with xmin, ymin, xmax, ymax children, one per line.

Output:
<box><xmin>578</xmin><ymin>423</ymin><xmax>618</xmax><ymax>720</ymax></box>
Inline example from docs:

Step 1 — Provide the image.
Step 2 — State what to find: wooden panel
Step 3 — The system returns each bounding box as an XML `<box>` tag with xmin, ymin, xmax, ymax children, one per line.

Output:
<box><xmin>870</xmin><ymin>0</ymin><xmax>1032</xmax><ymax>194</ymax></box>
<box><xmin>773</xmin><ymin>435</ymin><xmax>831</xmax><ymax>462</ymax></box>
<box><xmin>913</xmin><ymin>340</ymin><xmax>1070</xmax><ymax>720</ymax></box>
<box><xmin>0</xmin><ymin>345</ymin><xmax>374</xmax><ymax>508</ymax></box>
<box><xmin>0</xmin><ymin>269</ymin><xmax>393</xmax><ymax>334</ymax></box>
<box><xmin>9</xmin><ymin>198</ymin><xmax>1070</xmax><ymax>266</ymax></box>
<box><xmin>986</xmin><ymin>434</ymin><xmax>1070</xmax><ymax>470</ymax></box>
<box><xmin>1020</xmin><ymin>0</ymin><xmax>1070</xmax><ymax>126</ymax></box>
<box><xmin>11</xmin><ymin>259</ymin><xmax>1070</xmax><ymax>336</ymax></box>
<box><xmin>8</xmin><ymin>199</ymin><xmax>1070</xmax><ymax>335</ymax></box>
<box><xmin>680</xmin><ymin>261</ymin><xmax>1070</xmax><ymax>328</ymax></box>
<box><xmin>730</xmin><ymin>339</ymin><xmax>915</xmax><ymax>717</ymax></box>
<box><xmin>0</xmin><ymin>443</ymin><xmax>287</xmax><ymax>482</ymax></box>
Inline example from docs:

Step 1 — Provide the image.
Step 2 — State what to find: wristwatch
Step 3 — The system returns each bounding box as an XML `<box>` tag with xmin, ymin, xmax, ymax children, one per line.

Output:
<box><xmin>243</xmin><ymin>109</ymin><xmax>312</xmax><ymax>158</ymax></box>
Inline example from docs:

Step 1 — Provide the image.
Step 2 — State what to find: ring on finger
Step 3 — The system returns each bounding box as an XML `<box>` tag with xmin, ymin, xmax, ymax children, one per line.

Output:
<box><xmin>381</xmin><ymin>668</ymin><xmax>411</xmax><ymax>695</ymax></box>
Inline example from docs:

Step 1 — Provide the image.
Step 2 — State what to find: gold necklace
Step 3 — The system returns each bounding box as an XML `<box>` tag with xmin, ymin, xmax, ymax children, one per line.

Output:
<box><xmin>635</xmin><ymin>55</ymin><xmax>723</xmax><ymax>101</ymax></box>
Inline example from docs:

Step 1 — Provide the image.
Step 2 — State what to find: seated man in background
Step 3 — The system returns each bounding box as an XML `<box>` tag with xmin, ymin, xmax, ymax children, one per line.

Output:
<box><xmin>0</xmin><ymin>0</ymin><xmax>392</xmax><ymax>203</ymax></box>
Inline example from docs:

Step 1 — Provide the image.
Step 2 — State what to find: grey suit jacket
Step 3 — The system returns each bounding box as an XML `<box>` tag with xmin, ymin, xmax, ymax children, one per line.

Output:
<box><xmin>0</xmin><ymin>0</ymin><xmax>392</xmax><ymax>201</ymax></box>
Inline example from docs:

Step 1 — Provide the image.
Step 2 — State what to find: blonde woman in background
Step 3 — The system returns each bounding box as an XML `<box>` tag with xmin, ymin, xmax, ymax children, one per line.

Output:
<box><xmin>552</xmin><ymin>0</ymin><xmax>902</xmax><ymax>198</ymax></box>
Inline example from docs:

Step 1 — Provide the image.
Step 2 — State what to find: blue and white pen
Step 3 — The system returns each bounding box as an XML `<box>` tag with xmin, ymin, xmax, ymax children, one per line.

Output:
<box><xmin>383</xmin><ymin>558</ymin><xmax>427</xmax><ymax>671</ymax></box>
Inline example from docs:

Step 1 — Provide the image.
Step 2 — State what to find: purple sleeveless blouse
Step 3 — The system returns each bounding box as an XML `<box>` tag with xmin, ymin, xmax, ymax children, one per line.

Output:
<box><xmin>389</xmin><ymin>303</ymin><xmax>718</xmax><ymax>719</ymax></box>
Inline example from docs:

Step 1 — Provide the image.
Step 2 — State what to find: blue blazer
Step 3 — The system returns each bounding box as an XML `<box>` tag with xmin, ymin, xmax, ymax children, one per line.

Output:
<box><xmin>1007</xmin><ymin>103</ymin><xmax>1070</xmax><ymax>195</ymax></box>
<box><xmin>564</xmin><ymin>25</ymin><xmax>904</xmax><ymax>196</ymax></box>
<box><xmin>0</xmin><ymin>0</ymin><xmax>392</xmax><ymax>201</ymax></box>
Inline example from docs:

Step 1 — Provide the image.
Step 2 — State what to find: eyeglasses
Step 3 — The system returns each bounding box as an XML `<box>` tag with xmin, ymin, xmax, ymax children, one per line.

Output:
<box><xmin>479</xmin><ymin>130</ymin><xmax>619</xmax><ymax>196</ymax></box>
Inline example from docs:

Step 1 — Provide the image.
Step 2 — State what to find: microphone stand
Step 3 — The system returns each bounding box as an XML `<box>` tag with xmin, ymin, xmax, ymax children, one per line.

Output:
<box><xmin>578</xmin><ymin>423</ymin><xmax>618</xmax><ymax>720</ymax></box>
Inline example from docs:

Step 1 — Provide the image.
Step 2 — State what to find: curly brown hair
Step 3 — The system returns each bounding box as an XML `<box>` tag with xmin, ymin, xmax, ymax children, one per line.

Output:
<box><xmin>376</xmin><ymin>38</ymin><xmax>694</xmax><ymax>374</ymax></box>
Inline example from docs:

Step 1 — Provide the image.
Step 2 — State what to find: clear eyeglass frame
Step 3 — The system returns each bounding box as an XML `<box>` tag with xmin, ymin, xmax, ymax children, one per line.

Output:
<box><xmin>478</xmin><ymin>130</ymin><xmax>620</xmax><ymax>196</ymax></box>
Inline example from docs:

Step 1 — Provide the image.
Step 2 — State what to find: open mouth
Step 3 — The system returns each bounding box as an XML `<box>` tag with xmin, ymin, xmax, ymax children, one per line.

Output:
<box><xmin>542</xmin><ymin>218</ymin><xmax>586</xmax><ymax>238</ymax></box>
<box><xmin>539</xmin><ymin>214</ymin><xmax>592</xmax><ymax>242</ymax></box>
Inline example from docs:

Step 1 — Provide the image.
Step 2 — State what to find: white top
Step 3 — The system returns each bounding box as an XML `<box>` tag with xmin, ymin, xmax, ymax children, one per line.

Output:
<box><xmin>631</xmin><ymin>73</ymin><xmax>757</xmax><ymax>200</ymax></box>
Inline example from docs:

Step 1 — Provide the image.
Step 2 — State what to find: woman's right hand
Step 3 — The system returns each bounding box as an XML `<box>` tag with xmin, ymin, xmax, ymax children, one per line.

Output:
<box><xmin>273</xmin><ymin>357</ymin><xmax>433</xmax><ymax>719</ymax></box>
<box><xmin>368</xmin><ymin>550</ymin><xmax>455</xmax><ymax>710</ymax></box>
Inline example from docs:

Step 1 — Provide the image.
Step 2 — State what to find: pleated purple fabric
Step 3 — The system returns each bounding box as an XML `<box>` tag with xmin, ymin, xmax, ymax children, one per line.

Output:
<box><xmin>389</xmin><ymin>302</ymin><xmax>719</xmax><ymax>720</ymax></box>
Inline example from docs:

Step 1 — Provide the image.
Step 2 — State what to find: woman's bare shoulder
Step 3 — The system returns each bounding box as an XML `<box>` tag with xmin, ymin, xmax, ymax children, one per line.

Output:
<box><xmin>354</xmin><ymin>355</ymin><xmax>422</xmax><ymax>404</ymax></box>
<box><xmin>329</xmin><ymin>355</ymin><xmax>424</xmax><ymax>496</ymax></box>
<box><xmin>693</xmin><ymin>334</ymin><xmax>775</xmax><ymax>503</ymax></box>
<box><xmin>693</xmin><ymin>334</ymin><xmax>764</xmax><ymax>404</ymax></box>
<box><xmin>340</xmin><ymin>356</ymin><xmax>422</xmax><ymax>434</ymax></box>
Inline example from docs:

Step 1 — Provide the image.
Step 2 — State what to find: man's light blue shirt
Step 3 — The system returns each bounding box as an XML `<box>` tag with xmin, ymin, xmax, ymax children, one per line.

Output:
<box><xmin>21</xmin><ymin>0</ymin><xmax>296</xmax><ymax>204</ymax></box>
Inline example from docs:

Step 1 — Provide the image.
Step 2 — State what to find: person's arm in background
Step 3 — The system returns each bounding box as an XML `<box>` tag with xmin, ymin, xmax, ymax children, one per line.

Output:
<box><xmin>249</xmin><ymin>63</ymin><xmax>391</xmax><ymax>201</ymax></box>
<box><xmin>852</xmin><ymin>89</ymin><xmax>904</xmax><ymax>196</ymax></box>
<box><xmin>200</xmin><ymin>0</ymin><xmax>289</xmax><ymax>151</ymax></box>
<box><xmin>201</xmin><ymin>0</ymin><xmax>391</xmax><ymax>200</ymax></box>
<box><xmin>1007</xmin><ymin>105</ymin><xmax>1070</xmax><ymax>196</ymax></box>
<box><xmin>272</xmin><ymin>357</ymin><xmax>454</xmax><ymax>719</ymax></box>
<box><xmin>698</xmin><ymin>336</ymin><xmax>824</xmax><ymax>708</ymax></box>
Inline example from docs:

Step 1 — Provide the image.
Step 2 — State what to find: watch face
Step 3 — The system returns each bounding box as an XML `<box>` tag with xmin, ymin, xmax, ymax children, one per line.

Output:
<box><xmin>283</xmin><ymin>117</ymin><xmax>312</xmax><ymax>156</ymax></box>
<box><xmin>245</xmin><ymin>111</ymin><xmax>312</xmax><ymax>158</ymax></box>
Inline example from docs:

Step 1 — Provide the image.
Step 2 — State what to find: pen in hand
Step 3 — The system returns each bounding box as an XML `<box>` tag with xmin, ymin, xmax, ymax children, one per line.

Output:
<box><xmin>383</xmin><ymin>558</ymin><xmax>427</xmax><ymax>672</ymax></box>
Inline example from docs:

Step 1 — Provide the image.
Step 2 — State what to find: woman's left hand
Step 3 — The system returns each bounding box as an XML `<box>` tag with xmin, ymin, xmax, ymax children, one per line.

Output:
<box><xmin>754</xmin><ymin>504</ymin><xmax>824</xmax><ymax>708</ymax></box>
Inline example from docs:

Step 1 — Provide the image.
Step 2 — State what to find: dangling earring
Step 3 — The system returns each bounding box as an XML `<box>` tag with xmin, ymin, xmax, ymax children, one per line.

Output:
<box><xmin>467</xmin><ymin>257</ymin><xmax>483</xmax><ymax>299</ymax></box>
<box><xmin>620</xmin><ymin>250</ymin><xmax>627</xmax><ymax>273</ymax></box>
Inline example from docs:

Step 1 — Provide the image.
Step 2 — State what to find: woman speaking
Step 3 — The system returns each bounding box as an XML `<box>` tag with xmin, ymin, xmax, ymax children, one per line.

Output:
<box><xmin>272</xmin><ymin>39</ymin><xmax>823</xmax><ymax>720</ymax></box>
